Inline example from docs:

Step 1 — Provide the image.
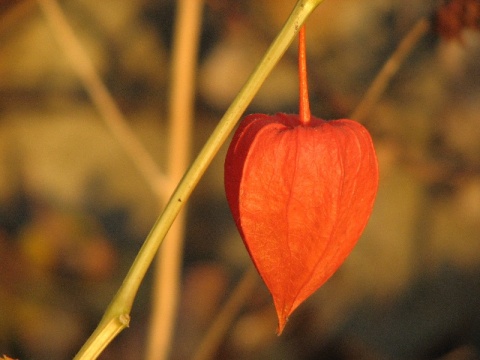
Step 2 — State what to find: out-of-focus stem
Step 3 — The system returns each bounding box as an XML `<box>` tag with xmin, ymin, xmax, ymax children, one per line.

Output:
<box><xmin>37</xmin><ymin>0</ymin><xmax>171</xmax><ymax>201</ymax></box>
<box><xmin>351</xmin><ymin>18</ymin><xmax>430</xmax><ymax>123</ymax></box>
<box><xmin>145</xmin><ymin>0</ymin><xmax>203</xmax><ymax>359</ymax></box>
<box><xmin>192</xmin><ymin>265</ymin><xmax>259</xmax><ymax>360</ymax></box>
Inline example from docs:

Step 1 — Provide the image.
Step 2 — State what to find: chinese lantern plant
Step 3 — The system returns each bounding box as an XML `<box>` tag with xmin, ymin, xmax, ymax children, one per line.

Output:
<box><xmin>224</xmin><ymin>26</ymin><xmax>379</xmax><ymax>334</ymax></box>
<box><xmin>75</xmin><ymin>1</ymin><xmax>376</xmax><ymax>358</ymax></box>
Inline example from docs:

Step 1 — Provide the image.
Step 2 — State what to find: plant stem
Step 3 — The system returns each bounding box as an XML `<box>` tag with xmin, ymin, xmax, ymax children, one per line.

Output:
<box><xmin>37</xmin><ymin>0</ymin><xmax>171</xmax><ymax>201</ymax></box>
<box><xmin>74</xmin><ymin>0</ymin><xmax>325</xmax><ymax>358</ymax></box>
<box><xmin>145</xmin><ymin>0</ymin><xmax>203</xmax><ymax>359</ymax></box>
<box><xmin>351</xmin><ymin>18</ymin><xmax>430</xmax><ymax>123</ymax></box>
<box><xmin>192</xmin><ymin>265</ymin><xmax>259</xmax><ymax>360</ymax></box>
<box><xmin>298</xmin><ymin>25</ymin><xmax>311</xmax><ymax>125</ymax></box>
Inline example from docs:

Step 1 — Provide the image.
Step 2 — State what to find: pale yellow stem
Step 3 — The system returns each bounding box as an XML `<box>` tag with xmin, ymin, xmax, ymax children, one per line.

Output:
<box><xmin>192</xmin><ymin>265</ymin><xmax>259</xmax><ymax>360</ymax></box>
<box><xmin>351</xmin><ymin>18</ymin><xmax>430</xmax><ymax>123</ymax></box>
<box><xmin>145</xmin><ymin>0</ymin><xmax>204</xmax><ymax>359</ymax></box>
<box><xmin>37</xmin><ymin>0</ymin><xmax>171</xmax><ymax>200</ymax></box>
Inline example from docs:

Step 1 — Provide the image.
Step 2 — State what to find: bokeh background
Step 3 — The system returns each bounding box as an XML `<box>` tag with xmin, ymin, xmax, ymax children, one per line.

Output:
<box><xmin>1</xmin><ymin>0</ymin><xmax>480</xmax><ymax>359</ymax></box>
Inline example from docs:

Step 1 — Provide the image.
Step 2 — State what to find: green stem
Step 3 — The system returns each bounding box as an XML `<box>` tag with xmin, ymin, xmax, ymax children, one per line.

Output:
<box><xmin>74</xmin><ymin>0</ymin><xmax>325</xmax><ymax>358</ymax></box>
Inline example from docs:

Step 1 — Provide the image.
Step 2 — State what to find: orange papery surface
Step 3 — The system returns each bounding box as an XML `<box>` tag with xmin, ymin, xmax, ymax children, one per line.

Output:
<box><xmin>224</xmin><ymin>113</ymin><xmax>378</xmax><ymax>334</ymax></box>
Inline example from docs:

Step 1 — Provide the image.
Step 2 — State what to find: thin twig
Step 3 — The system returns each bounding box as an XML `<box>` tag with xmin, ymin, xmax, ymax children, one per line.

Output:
<box><xmin>145</xmin><ymin>0</ymin><xmax>204</xmax><ymax>359</ymax></box>
<box><xmin>351</xmin><ymin>18</ymin><xmax>430</xmax><ymax>123</ymax></box>
<box><xmin>37</xmin><ymin>0</ymin><xmax>171</xmax><ymax>201</ymax></box>
<box><xmin>193</xmin><ymin>265</ymin><xmax>259</xmax><ymax>360</ymax></box>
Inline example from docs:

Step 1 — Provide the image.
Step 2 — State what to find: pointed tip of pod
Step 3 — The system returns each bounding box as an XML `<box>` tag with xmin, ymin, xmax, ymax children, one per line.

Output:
<box><xmin>275</xmin><ymin>301</ymin><xmax>295</xmax><ymax>335</ymax></box>
<box><xmin>276</xmin><ymin>317</ymin><xmax>287</xmax><ymax>336</ymax></box>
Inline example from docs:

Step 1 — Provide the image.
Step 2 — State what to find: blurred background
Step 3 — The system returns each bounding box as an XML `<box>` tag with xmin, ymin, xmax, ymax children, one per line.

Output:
<box><xmin>1</xmin><ymin>0</ymin><xmax>480</xmax><ymax>359</ymax></box>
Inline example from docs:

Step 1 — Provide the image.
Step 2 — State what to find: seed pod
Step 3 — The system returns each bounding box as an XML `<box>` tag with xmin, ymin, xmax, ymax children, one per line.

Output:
<box><xmin>224</xmin><ymin>112</ymin><xmax>378</xmax><ymax>334</ymax></box>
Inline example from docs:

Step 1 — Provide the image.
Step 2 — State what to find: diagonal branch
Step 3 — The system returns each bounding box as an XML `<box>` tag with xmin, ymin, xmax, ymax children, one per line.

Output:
<box><xmin>351</xmin><ymin>18</ymin><xmax>431</xmax><ymax>123</ymax></box>
<box><xmin>37</xmin><ymin>0</ymin><xmax>171</xmax><ymax>201</ymax></box>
